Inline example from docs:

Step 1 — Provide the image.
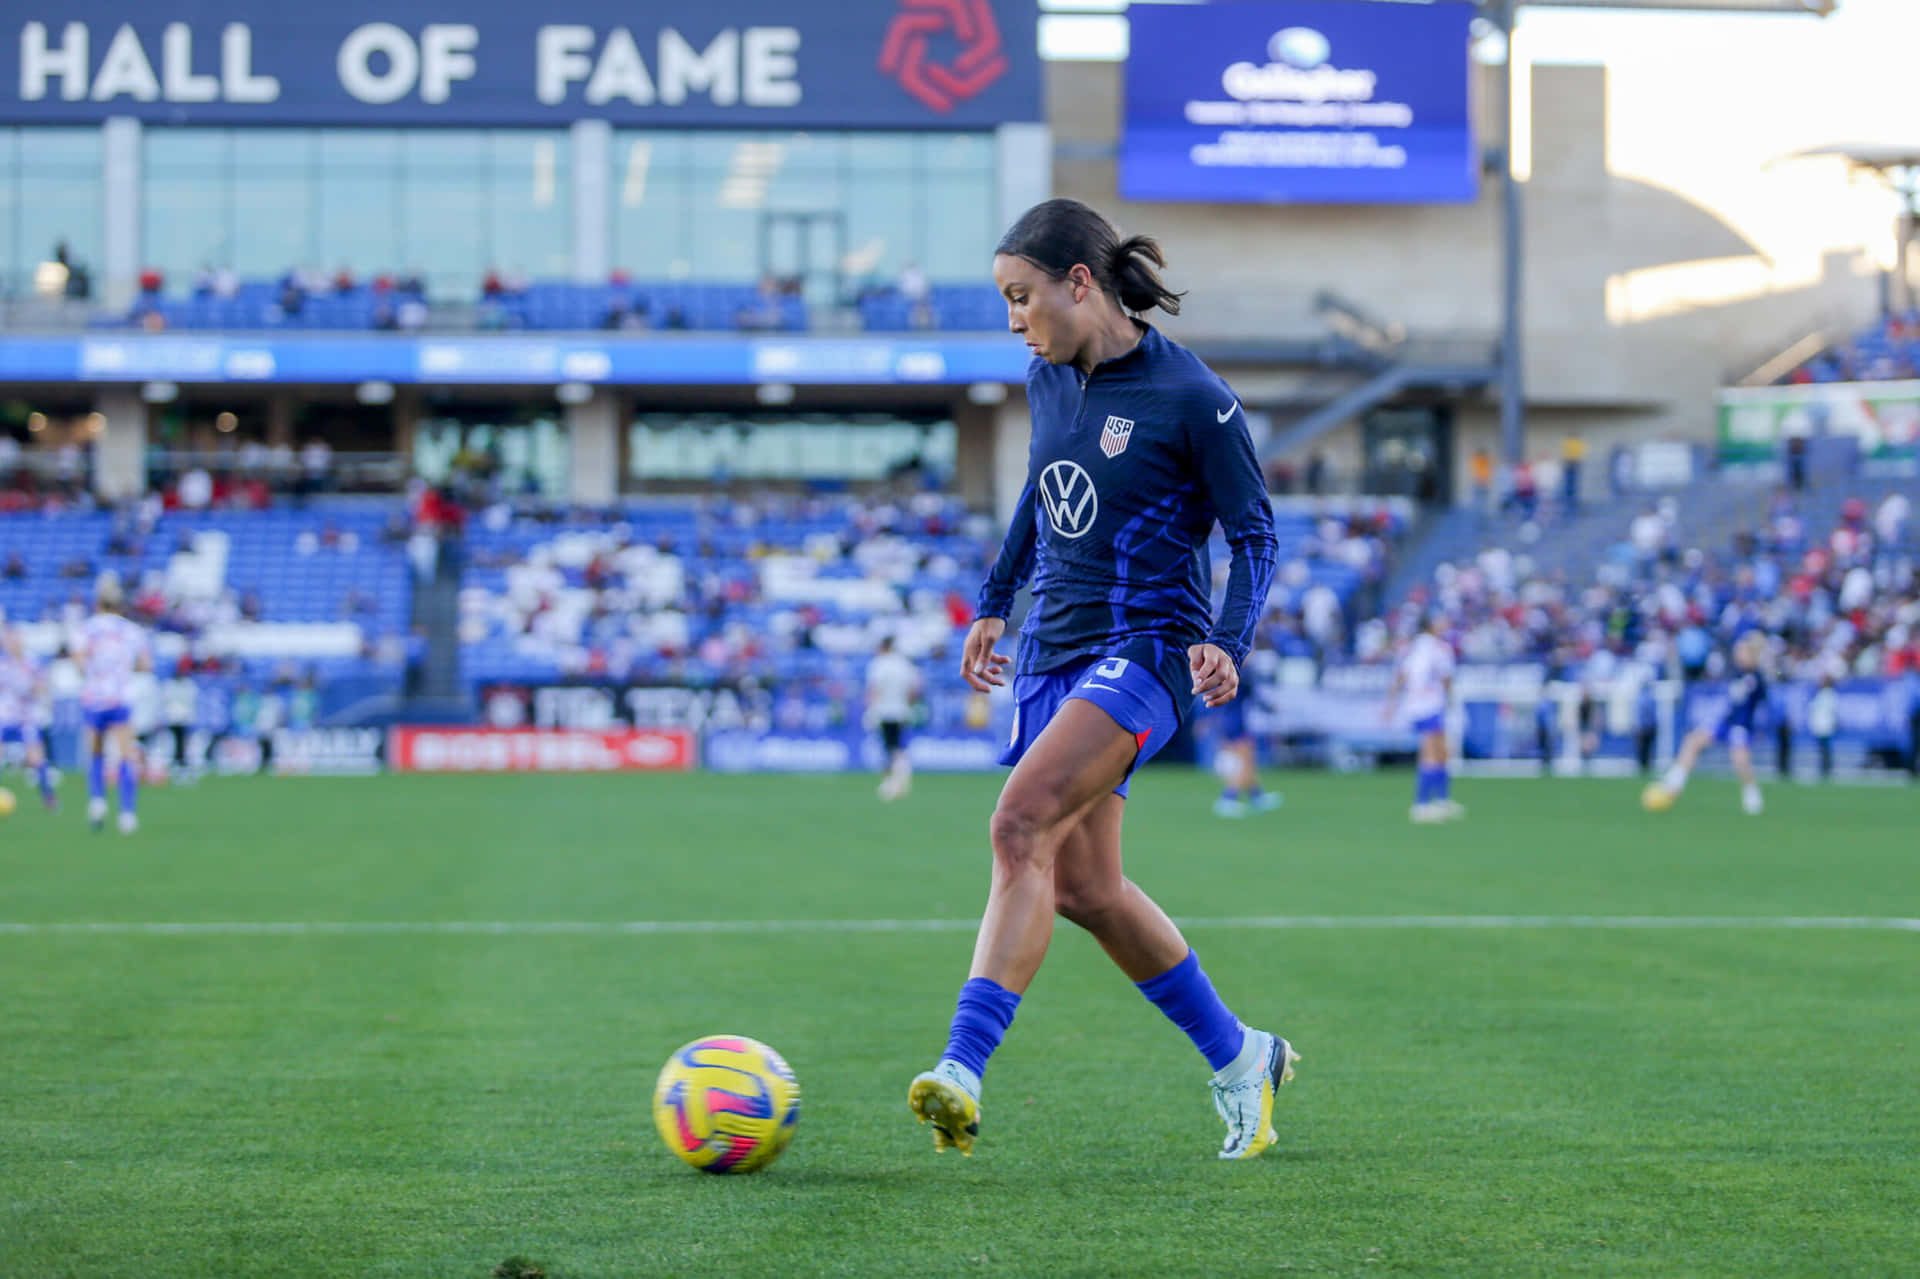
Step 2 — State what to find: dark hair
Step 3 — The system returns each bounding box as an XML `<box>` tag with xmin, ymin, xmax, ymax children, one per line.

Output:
<box><xmin>995</xmin><ymin>198</ymin><xmax>1183</xmax><ymax>316</ymax></box>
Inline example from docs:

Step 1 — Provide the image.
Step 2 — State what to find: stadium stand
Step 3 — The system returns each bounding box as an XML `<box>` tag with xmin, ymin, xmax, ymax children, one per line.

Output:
<box><xmin>1784</xmin><ymin>310</ymin><xmax>1920</xmax><ymax>384</ymax></box>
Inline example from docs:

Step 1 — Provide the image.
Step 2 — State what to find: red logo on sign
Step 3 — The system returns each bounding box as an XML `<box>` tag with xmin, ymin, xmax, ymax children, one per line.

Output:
<box><xmin>879</xmin><ymin>0</ymin><xmax>1009</xmax><ymax>114</ymax></box>
<box><xmin>388</xmin><ymin>727</ymin><xmax>694</xmax><ymax>774</ymax></box>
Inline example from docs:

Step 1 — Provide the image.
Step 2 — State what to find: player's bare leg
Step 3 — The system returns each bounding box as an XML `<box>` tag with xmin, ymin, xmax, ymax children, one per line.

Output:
<box><xmin>1653</xmin><ymin>728</ymin><xmax>1714</xmax><ymax>809</ymax></box>
<box><xmin>1730</xmin><ymin>743</ymin><xmax>1764</xmax><ymax>814</ymax></box>
<box><xmin>1048</xmin><ymin>741</ymin><xmax>1298</xmax><ymax>1160</ymax></box>
<box><xmin>909</xmin><ymin>699</ymin><xmax>1132</xmax><ymax>1152</ymax></box>
<box><xmin>969</xmin><ymin>698</ymin><xmax>1138</xmax><ymax>993</ymax></box>
<box><xmin>1052</xmin><ymin>794</ymin><xmax>1186</xmax><ymax>981</ymax></box>
<box><xmin>110</xmin><ymin>722</ymin><xmax>140</xmax><ymax>834</ymax></box>
<box><xmin>1413</xmin><ymin>728</ymin><xmax>1463</xmax><ymax>822</ymax></box>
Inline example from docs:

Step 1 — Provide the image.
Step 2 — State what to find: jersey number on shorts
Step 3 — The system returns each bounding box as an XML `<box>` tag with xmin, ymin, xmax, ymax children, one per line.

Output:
<box><xmin>1093</xmin><ymin>658</ymin><xmax>1130</xmax><ymax>680</ymax></box>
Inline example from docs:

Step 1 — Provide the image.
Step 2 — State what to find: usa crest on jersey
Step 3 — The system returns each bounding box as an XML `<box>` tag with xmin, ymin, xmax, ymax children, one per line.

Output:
<box><xmin>1100</xmin><ymin>414</ymin><xmax>1135</xmax><ymax>458</ymax></box>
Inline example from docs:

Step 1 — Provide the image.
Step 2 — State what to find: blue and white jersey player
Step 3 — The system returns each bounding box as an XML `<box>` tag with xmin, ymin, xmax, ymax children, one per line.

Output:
<box><xmin>0</xmin><ymin>626</ymin><xmax>58</xmax><ymax>810</ymax></box>
<box><xmin>1385</xmin><ymin>612</ymin><xmax>1463</xmax><ymax>823</ymax></box>
<box><xmin>74</xmin><ymin>574</ymin><xmax>152</xmax><ymax>834</ymax></box>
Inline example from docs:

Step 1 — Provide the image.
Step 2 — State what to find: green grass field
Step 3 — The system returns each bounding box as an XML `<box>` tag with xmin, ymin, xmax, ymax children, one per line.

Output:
<box><xmin>1</xmin><ymin>767</ymin><xmax>1916</xmax><ymax>1277</ymax></box>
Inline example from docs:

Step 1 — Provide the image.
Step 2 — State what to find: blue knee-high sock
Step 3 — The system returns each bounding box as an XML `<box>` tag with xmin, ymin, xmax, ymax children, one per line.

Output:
<box><xmin>1136</xmin><ymin>950</ymin><xmax>1246</xmax><ymax>1072</ymax></box>
<box><xmin>1433</xmin><ymin>765</ymin><xmax>1450</xmax><ymax>801</ymax></box>
<box><xmin>1414</xmin><ymin>766</ymin><xmax>1433</xmax><ymax>804</ymax></box>
<box><xmin>35</xmin><ymin>761</ymin><xmax>54</xmax><ymax>803</ymax></box>
<box><xmin>87</xmin><ymin>752</ymin><xmax>106</xmax><ymax>802</ymax></box>
<box><xmin>117</xmin><ymin>760</ymin><xmax>137</xmax><ymax>816</ymax></box>
<box><xmin>941</xmin><ymin>977</ymin><xmax>1021</xmax><ymax>1079</ymax></box>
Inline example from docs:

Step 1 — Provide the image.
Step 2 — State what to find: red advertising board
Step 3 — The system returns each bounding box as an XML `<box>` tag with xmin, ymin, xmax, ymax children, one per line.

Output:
<box><xmin>388</xmin><ymin>727</ymin><xmax>694</xmax><ymax>773</ymax></box>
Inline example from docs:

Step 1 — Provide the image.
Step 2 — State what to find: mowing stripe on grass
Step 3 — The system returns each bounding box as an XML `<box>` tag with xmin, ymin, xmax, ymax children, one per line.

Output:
<box><xmin>0</xmin><ymin>916</ymin><xmax>1916</xmax><ymax>937</ymax></box>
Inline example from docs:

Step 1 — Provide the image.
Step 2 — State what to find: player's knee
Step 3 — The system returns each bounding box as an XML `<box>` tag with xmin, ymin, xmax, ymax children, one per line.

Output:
<box><xmin>988</xmin><ymin>799</ymin><xmax>1053</xmax><ymax>875</ymax></box>
<box><xmin>1053</xmin><ymin>869</ymin><xmax>1120</xmax><ymax>929</ymax></box>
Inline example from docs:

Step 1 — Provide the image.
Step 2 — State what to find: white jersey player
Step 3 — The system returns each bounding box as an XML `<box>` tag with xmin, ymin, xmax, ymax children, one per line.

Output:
<box><xmin>866</xmin><ymin>636</ymin><xmax>921</xmax><ymax>802</ymax></box>
<box><xmin>0</xmin><ymin>627</ymin><xmax>58</xmax><ymax>810</ymax></box>
<box><xmin>1385</xmin><ymin>612</ymin><xmax>1462</xmax><ymax>823</ymax></box>
<box><xmin>74</xmin><ymin>575</ymin><xmax>152</xmax><ymax>834</ymax></box>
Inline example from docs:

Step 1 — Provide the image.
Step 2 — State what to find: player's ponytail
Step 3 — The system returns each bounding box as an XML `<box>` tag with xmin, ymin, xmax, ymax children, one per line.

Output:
<box><xmin>996</xmin><ymin>197</ymin><xmax>1184</xmax><ymax>317</ymax></box>
<box><xmin>1106</xmin><ymin>234</ymin><xmax>1182</xmax><ymax>317</ymax></box>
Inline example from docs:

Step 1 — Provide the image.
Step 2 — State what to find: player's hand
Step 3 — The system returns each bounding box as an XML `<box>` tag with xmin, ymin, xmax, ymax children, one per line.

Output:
<box><xmin>1189</xmin><ymin>643</ymin><xmax>1238</xmax><ymax>708</ymax></box>
<box><xmin>962</xmin><ymin>617</ymin><xmax>1010</xmax><ymax>691</ymax></box>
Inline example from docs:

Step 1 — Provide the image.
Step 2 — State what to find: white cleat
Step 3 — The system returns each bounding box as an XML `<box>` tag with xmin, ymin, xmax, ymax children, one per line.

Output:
<box><xmin>87</xmin><ymin>796</ymin><xmax>108</xmax><ymax>833</ymax></box>
<box><xmin>1249</xmin><ymin>791</ymin><xmax>1284</xmax><ymax>813</ymax></box>
<box><xmin>908</xmin><ymin>1059</ymin><xmax>982</xmax><ymax>1155</ymax></box>
<box><xmin>1212</xmin><ymin>1029</ymin><xmax>1299</xmax><ymax>1161</ymax></box>
<box><xmin>1410</xmin><ymin>802</ymin><xmax>1447</xmax><ymax>824</ymax></box>
<box><xmin>1213</xmin><ymin>796</ymin><xmax>1249</xmax><ymax>819</ymax></box>
<box><xmin>117</xmin><ymin>811</ymin><xmax>138</xmax><ymax>835</ymax></box>
<box><xmin>1433</xmin><ymin>799</ymin><xmax>1467</xmax><ymax>821</ymax></box>
<box><xmin>1741</xmin><ymin>786</ymin><xmax>1764</xmax><ymax>816</ymax></box>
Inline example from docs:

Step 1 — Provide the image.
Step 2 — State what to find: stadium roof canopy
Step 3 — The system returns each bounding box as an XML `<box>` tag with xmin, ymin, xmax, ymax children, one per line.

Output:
<box><xmin>1792</xmin><ymin>144</ymin><xmax>1920</xmax><ymax>172</ymax></box>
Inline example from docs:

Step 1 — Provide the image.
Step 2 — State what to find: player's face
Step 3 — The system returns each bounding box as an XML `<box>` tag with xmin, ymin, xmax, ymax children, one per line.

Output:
<box><xmin>994</xmin><ymin>253</ymin><xmax>1089</xmax><ymax>365</ymax></box>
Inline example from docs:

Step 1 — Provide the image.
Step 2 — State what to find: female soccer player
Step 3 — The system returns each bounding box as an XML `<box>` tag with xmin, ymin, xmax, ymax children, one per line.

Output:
<box><xmin>1644</xmin><ymin>631</ymin><xmax>1768</xmax><ymax>815</ymax></box>
<box><xmin>907</xmin><ymin>199</ymin><xmax>1297</xmax><ymax>1161</ymax></box>
<box><xmin>75</xmin><ymin>574</ymin><xmax>151</xmax><ymax>834</ymax></box>
<box><xmin>1384</xmin><ymin>610</ymin><xmax>1463</xmax><ymax>823</ymax></box>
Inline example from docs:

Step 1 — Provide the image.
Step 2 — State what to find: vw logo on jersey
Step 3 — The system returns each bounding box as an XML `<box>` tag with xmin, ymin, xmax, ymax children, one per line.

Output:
<box><xmin>1038</xmin><ymin>460</ymin><xmax>1098</xmax><ymax>539</ymax></box>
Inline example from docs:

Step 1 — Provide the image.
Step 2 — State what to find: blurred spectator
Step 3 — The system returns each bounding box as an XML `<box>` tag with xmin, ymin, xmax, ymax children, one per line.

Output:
<box><xmin>1785</xmin><ymin>432</ymin><xmax>1808</xmax><ymax>491</ymax></box>
<box><xmin>1469</xmin><ymin>448</ymin><xmax>1492</xmax><ymax>512</ymax></box>
<box><xmin>178</xmin><ymin>466</ymin><xmax>213</xmax><ymax>510</ymax></box>
<box><xmin>1561</xmin><ymin>434</ymin><xmax>1586</xmax><ymax>511</ymax></box>
<box><xmin>3</xmin><ymin>550</ymin><xmax>25</xmax><ymax>580</ymax></box>
<box><xmin>482</xmin><ymin>268</ymin><xmax>505</xmax><ymax>299</ymax></box>
<box><xmin>300</xmin><ymin>439</ymin><xmax>333</xmax><ymax>499</ymax></box>
<box><xmin>333</xmin><ymin>266</ymin><xmax>357</xmax><ymax>294</ymax></box>
<box><xmin>899</xmin><ymin>260</ymin><xmax>932</xmax><ymax>330</ymax></box>
<box><xmin>138</xmin><ymin>266</ymin><xmax>164</xmax><ymax>295</ymax></box>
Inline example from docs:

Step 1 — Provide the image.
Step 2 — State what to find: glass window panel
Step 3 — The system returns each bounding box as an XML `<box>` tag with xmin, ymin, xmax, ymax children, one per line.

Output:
<box><xmin>400</xmin><ymin>131</ymin><xmax>487</xmax><ymax>297</ymax></box>
<box><xmin>924</xmin><ymin>132</ymin><xmax>994</xmax><ymax>174</ymax></box>
<box><xmin>317</xmin><ymin>131</ymin><xmax>401</xmax><ymax>281</ymax></box>
<box><xmin>145</xmin><ymin>129</ymin><xmax>231</xmax><ymax>282</ymax></box>
<box><xmin>0</xmin><ymin>132</ymin><xmax>20</xmax><ymax>296</ymax></box>
<box><xmin>922</xmin><ymin>172</ymin><xmax>996</xmax><ymax>282</ymax></box>
<box><xmin>230</xmin><ymin>130</ymin><xmax>315</xmax><ymax>278</ymax></box>
<box><xmin>19</xmin><ymin>129</ymin><xmax>103</xmax><ymax>297</ymax></box>
<box><xmin>488</xmin><ymin>132</ymin><xmax>571</xmax><ymax>283</ymax></box>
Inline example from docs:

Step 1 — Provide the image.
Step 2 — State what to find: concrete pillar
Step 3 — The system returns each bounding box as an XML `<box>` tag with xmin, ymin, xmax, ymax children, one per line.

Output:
<box><xmin>101</xmin><ymin>117</ymin><xmax>142</xmax><ymax>313</ymax></box>
<box><xmin>991</xmin><ymin>393</ymin><xmax>1032</xmax><ymax>527</ymax></box>
<box><xmin>952</xmin><ymin>399</ymin><xmax>995</xmax><ymax>511</ymax></box>
<box><xmin>571</xmin><ymin>120</ymin><xmax>611</xmax><ymax>284</ymax></box>
<box><xmin>266</xmin><ymin>395</ymin><xmax>295</xmax><ymax>449</ymax></box>
<box><xmin>93</xmin><ymin>389</ymin><xmax>147</xmax><ymax>501</ymax></box>
<box><xmin>996</xmin><ymin>123</ymin><xmax>1052</xmax><ymax>232</ymax></box>
<box><xmin>567</xmin><ymin>390</ymin><xmax>620</xmax><ymax>505</ymax></box>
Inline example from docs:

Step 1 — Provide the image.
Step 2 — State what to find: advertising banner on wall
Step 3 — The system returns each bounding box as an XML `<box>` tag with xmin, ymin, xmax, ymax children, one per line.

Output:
<box><xmin>2</xmin><ymin>0</ymin><xmax>1039</xmax><ymax>127</ymax></box>
<box><xmin>1716</xmin><ymin>381</ymin><xmax>1920</xmax><ymax>462</ymax></box>
<box><xmin>388</xmin><ymin>726</ymin><xmax>696</xmax><ymax>772</ymax></box>
<box><xmin>702</xmin><ymin>729</ymin><xmax>1001</xmax><ymax>773</ymax></box>
<box><xmin>1121</xmin><ymin>0</ymin><xmax>1477</xmax><ymax>205</ymax></box>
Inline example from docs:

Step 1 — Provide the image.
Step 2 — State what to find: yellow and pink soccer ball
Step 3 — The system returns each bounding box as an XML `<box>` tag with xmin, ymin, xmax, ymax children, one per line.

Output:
<box><xmin>653</xmin><ymin>1035</ymin><xmax>800</xmax><ymax>1174</ymax></box>
<box><xmin>1640</xmin><ymin>782</ymin><xmax>1676</xmax><ymax>813</ymax></box>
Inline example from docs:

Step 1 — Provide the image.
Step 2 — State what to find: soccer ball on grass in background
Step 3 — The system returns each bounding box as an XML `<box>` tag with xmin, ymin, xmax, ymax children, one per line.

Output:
<box><xmin>653</xmin><ymin>1035</ymin><xmax>800</xmax><ymax>1174</ymax></box>
<box><xmin>0</xmin><ymin>787</ymin><xmax>16</xmax><ymax>817</ymax></box>
<box><xmin>1640</xmin><ymin>782</ymin><xmax>1676</xmax><ymax>813</ymax></box>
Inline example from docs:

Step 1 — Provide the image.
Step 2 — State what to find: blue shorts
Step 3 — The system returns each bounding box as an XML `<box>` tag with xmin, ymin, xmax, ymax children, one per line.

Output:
<box><xmin>1412</xmin><ymin>712</ymin><xmax>1445</xmax><ymax>737</ymax></box>
<box><xmin>83</xmin><ymin>705</ymin><xmax>130</xmax><ymax>733</ymax></box>
<box><xmin>1715</xmin><ymin>717</ymin><xmax>1752</xmax><ymax>748</ymax></box>
<box><xmin>0</xmin><ymin>722</ymin><xmax>39</xmax><ymax>748</ymax></box>
<box><xmin>1001</xmin><ymin>655</ymin><xmax>1181</xmax><ymax>798</ymax></box>
<box><xmin>1209</xmin><ymin>695</ymin><xmax>1249</xmax><ymax>742</ymax></box>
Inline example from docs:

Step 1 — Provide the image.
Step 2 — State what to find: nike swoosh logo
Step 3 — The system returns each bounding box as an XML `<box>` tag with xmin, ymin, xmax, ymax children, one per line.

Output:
<box><xmin>1216</xmin><ymin>402</ymin><xmax>1239</xmax><ymax>423</ymax></box>
<box><xmin>1080</xmin><ymin>683</ymin><xmax>1121</xmax><ymax>694</ymax></box>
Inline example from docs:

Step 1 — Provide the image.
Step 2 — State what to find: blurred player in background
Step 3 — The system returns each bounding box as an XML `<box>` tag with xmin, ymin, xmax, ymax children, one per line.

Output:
<box><xmin>866</xmin><ymin>636</ymin><xmax>921</xmax><ymax>802</ymax></box>
<box><xmin>911</xmin><ymin>199</ymin><xmax>1295</xmax><ymax>1164</ymax></box>
<box><xmin>1645</xmin><ymin>631</ymin><xmax>1768</xmax><ymax>816</ymax></box>
<box><xmin>1207</xmin><ymin>684</ymin><xmax>1282</xmax><ymax>818</ymax></box>
<box><xmin>1386</xmin><ymin>610</ymin><xmax>1463</xmax><ymax>823</ymax></box>
<box><xmin>0</xmin><ymin>625</ymin><xmax>59</xmax><ymax>811</ymax></box>
<box><xmin>74</xmin><ymin>574</ymin><xmax>152</xmax><ymax>834</ymax></box>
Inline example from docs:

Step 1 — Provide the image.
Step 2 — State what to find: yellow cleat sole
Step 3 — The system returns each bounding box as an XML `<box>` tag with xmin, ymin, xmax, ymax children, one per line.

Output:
<box><xmin>1228</xmin><ymin>1039</ymin><xmax>1301</xmax><ymax>1161</ymax></box>
<box><xmin>908</xmin><ymin>1074</ymin><xmax>980</xmax><ymax>1156</ymax></box>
